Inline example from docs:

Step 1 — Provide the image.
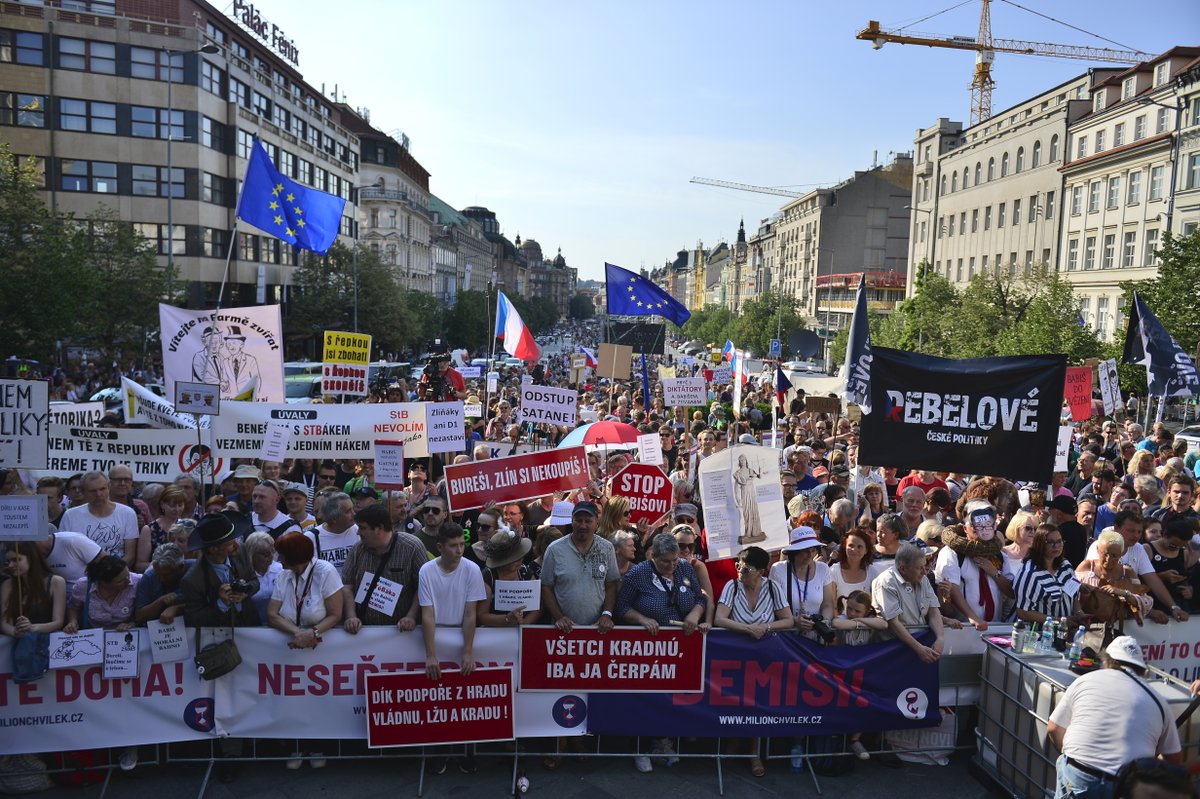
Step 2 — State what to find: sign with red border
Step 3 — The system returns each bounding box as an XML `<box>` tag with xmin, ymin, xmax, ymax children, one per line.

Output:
<box><xmin>609</xmin><ymin>462</ymin><xmax>672</xmax><ymax>526</ymax></box>
<box><xmin>518</xmin><ymin>626</ymin><xmax>706</xmax><ymax>693</ymax></box>
<box><xmin>365</xmin><ymin>667</ymin><xmax>514</xmax><ymax>747</ymax></box>
<box><xmin>444</xmin><ymin>446</ymin><xmax>589</xmax><ymax>512</ymax></box>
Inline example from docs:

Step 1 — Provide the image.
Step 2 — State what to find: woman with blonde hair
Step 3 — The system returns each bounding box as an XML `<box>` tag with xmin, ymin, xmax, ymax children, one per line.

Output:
<box><xmin>1123</xmin><ymin>450</ymin><xmax>1163</xmax><ymax>492</ymax></box>
<box><xmin>1002</xmin><ymin>511</ymin><xmax>1039</xmax><ymax>578</ymax></box>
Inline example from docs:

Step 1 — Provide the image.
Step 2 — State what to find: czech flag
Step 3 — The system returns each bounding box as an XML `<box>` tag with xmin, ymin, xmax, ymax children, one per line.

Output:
<box><xmin>775</xmin><ymin>363</ymin><xmax>792</xmax><ymax>407</ymax></box>
<box><xmin>579</xmin><ymin>347</ymin><xmax>599</xmax><ymax>368</ymax></box>
<box><xmin>495</xmin><ymin>291</ymin><xmax>540</xmax><ymax>362</ymax></box>
<box><xmin>722</xmin><ymin>339</ymin><xmax>735</xmax><ymax>362</ymax></box>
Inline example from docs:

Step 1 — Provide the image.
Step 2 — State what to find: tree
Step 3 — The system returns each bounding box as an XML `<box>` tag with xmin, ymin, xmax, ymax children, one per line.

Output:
<box><xmin>829</xmin><ymin>309</ymin><xmax>886</xmax><ymax>366</ymax></box>
<box><xmin>876</xmin><ymin>264</ymin><xmax>959</xmax><ymax>355</ymax></box>
<box><xmin>993</xmin><ymin>269</ymin><xmax>1103</xmax><ymax>362</ymax></box>
<box><xmin>731</xmin><ymin>291</ymin><xmax>807</xmax><ymax>358</ymax></box>
<box><xmin>680</xmin><ymin>304</ymin><xmax>735</xmax><ymax>349</ymax></box>
<box><xmin>442</xmin><ymin>290</ymin><xmax>491</xmax><ymax>353</ymax></box>
<box><xmin>1119</xmin><ymin>230</ymin><xmax>1200</xmax><ymax>357</ymax></box>
<box><xmin>569</xmin><ymin>292</ymin><xmax>595</xmax><ymax>320</ymax></box>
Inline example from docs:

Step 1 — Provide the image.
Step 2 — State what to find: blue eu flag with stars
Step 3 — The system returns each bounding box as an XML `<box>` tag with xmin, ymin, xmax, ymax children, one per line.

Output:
<box><xmin>236</xmin><ymin>139</ymin><xmax>347</xmax><ymax>255</ymax></box>
<box><xmin>605</xmin><ymin>262</ymin><xmax>691</xmax><ymax>327</ymax></box>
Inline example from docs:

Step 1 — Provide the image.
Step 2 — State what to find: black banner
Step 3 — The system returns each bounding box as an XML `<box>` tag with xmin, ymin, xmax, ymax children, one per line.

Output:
<box><xmin>858</xmin><ymin>348</ymin><xmax>1066</xmax><ymax>483</ymax></box>
<box><xmin>608</xmin><ymin>322</ymin><xmax>665</xmax><ymax>354</ymax></box>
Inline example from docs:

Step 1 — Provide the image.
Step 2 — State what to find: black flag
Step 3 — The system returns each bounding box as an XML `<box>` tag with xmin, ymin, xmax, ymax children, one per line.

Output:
<box><xmin>842</xmin><ymin>274</ymin><xmax>873</xmax><ymax>413</ymax></box>
<box><xmin>1122</xmin><ymin>292</ymin><xmax>1199</xmax><ymax>397</ymax></box>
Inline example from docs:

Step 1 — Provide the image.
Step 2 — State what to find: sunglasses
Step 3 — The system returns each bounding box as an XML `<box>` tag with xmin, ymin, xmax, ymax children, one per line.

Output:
<box><xmin>422</xmin><ymin>507</ymin><xmax>443</xmax><ymax>515</ymax></box>
<box><xmin>675</xmin><ymin>516</ymin><xmax>696</xmax><ymax>524</ymax></box>
<box><xmin>318</xmin><ymin>474</ymin><xmax>337</xmax><ymax>481</ymax></box>
<box><xmin>675</xmin><ymin>541</ymin><xmax>695</xmax><ymax>551</ymax></box>
<box><xmin>476</xmin><ymin>522</ymin><xmax>494</xmax><ymax>531</ymax></box>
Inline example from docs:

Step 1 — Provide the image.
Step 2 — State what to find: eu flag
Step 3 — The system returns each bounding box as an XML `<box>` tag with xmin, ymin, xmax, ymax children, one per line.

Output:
<box><xmin>236</xmin><ymin>139</ymin><xmax>347</xmax><ymax>255</ymax></box>
<box><xmin>605</xmin><ymin>262</ymin><xmax>691</xmax><ymax>327</ymax></box>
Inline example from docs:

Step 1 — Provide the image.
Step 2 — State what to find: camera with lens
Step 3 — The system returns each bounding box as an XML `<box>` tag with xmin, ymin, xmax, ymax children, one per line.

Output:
<box><xmin>808</xmin><ymin>614</ymin><xmax>836</xmax><ymax>644</ymax></box>
<box><xmin>418</xmin><ymin>354</ymin><xmax>450</xmax><ymax>401</ymax></box>
<box><xmin>229</xmin><ymin>578</ymin><xmax>254</xmax><ymax>595</ymax></box>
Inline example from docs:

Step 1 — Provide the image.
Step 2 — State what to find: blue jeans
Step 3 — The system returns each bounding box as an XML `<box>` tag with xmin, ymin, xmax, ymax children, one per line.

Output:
<box><xmin>1055</xmin><ymin>754</ymin><xmax>1115</xmax><ymax>799</ymax></box>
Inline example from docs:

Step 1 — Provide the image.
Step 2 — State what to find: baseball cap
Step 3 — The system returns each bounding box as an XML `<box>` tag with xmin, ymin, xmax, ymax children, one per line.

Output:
<box><xmin>572</xmin><ymin>501</ymin><xmax>599</xmax><ymax>518</ymax></box>
<box><xmin>282</xmin><ymin>482</ymin><xmax>308</xmax><ymax>497</ymax></box>
<box><xmin>673</xmin><ymin>503</ymin><xmax>699</xmax><ymax>521</ymax></box>
<box><xmin>782</xmin><ymin>526</ymin><xmax>823</xmax><ymax>553</ymax></box>
<box><xmin>1048</xmin><ymin>495</ymin><xmax>1077</xmax><ymax>515</ymax></box>
<box><xmin>1104</xmin><ymin>635</ymin><xmax>1147</xmax><ymax>670</ymax></box>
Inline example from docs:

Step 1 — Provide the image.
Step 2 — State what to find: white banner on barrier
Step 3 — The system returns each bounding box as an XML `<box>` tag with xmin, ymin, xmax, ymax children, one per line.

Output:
<box><xmin>44</xmin><ymin>424</ymin><xmax>203</xmax><ymax>481</ymax></box>
<box><xmin>209</xmin><ymin>402</ymin><xmax>432</xmax><ymax>459</ymax></box>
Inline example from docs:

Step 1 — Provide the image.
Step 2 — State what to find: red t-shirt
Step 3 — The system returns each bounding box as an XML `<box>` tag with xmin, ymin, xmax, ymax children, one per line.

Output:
<box><xmin>699</xmin><ymin>526</ymin><xmax>738</xmax><ymax>601</ymax></box>
<box><xmin>896</xmin><ymin>473</ymin><xmax>948</xmax><ymax>496</ymax></box>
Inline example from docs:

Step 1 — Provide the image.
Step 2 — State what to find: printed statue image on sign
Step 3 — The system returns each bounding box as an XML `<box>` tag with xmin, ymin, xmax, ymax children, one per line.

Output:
<box><xmin>160</xmin><ymin>304</ymin><xmax>284</xmax><ymax>403</ymax></box>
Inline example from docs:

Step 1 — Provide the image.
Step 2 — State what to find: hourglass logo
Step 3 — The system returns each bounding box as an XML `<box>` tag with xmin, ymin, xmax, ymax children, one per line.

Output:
<box><xmin>552</xmin><ymin>695</ymin><xmax>587</xmax><ymax>729</ymax></box>
<box><xmin>896</xmin><ymin>687</ymin><xmax>928</xmax><ymax>720</ymax></box>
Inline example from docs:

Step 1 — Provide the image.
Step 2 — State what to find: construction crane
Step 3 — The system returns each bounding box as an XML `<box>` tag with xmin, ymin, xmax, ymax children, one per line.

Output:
<box><xmin>857</xmin><ymin>0</ymin><xmax>1151</xmax><ymax>124</ymax></box>
<box><xmin>689</xmin><ymin>177</ymin><xmax>805</xmax><ymax>198</ymax></box>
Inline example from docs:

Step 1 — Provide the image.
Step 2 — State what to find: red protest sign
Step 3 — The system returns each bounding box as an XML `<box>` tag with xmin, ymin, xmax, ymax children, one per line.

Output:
<box><xmin>1065</xmin><ymin>366</ymin><xmax>1093</xmax><ymax>421</ymax></box>
<box><xmin>518</xmin><ymin>625</ymin><xmax>706</xmax><ymax>693</ymax></box>
<box><xmin>610</xmin><ymin>462</ymin><xmax>672</xmax><ymax>526</ymax></box>
<box><xmin>444</xmin><ymin>446</ymin><xmax>589</xmax><ymax>512</ymax></box>
<box><xmin>365</xmin><ymin>667</ymin><xmax>514</xmax><ymax>748</ymax></box>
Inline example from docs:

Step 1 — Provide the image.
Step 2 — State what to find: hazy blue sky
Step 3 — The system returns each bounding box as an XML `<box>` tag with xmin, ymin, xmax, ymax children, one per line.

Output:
<box><xmin>272</xmin><ymin>1</ymin><xmax>1198</xmax><ymax>282</ymax></box>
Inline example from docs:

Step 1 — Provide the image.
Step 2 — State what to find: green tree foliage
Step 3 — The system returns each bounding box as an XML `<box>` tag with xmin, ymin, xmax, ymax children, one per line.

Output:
<box><xmin>731</xmin><ymin>291</ymin><xmax>807</xmax><ymax>358</ymax></box>
<box><xmin>569</xmin><ymin>292</ymin><xmax>595</xmax><ymax>320</ymax></box>
<box><xmin>1119</xmin><ymin>230</ymin><xmax>1200</xmax><ymax>357</ymax></box>
<box><xmin>442</xmin><ymin>290</ymin><xmax>490</xmax><ymax>352</ymax></box>
<box><xmin>829</xmin><ymin>310</ymin><xmax>886</xmax><ymax>366</ymax></box>
<box><xmin>680</xmin><ymin>304</ymin><xmax>735</xmax><ymax>349</ymax></box>
<box><xmin>511</xmin><ymin>294</ymin><xmax>560</xmax><ymax>335</ymax></box>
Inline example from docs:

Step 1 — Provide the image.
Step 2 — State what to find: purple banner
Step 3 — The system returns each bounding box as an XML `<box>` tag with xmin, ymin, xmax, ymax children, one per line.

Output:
<box><xmin>586</xmin><ymin>630</ymin><xmax>941</xmax><ymax>737</ymax></box>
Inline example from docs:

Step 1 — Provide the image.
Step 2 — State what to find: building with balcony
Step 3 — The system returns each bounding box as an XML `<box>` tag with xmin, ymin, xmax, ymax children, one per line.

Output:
<box><xmin>814</xmin><ymin>270</ymin><xmax>907</xmax><ymax>328</ymax></box>
<box><xmin>0</xmin><ymin>0</ymin><xmax>360</xmax><ymax>307</ymax></box>
<box><xmin>910</xmin><ymin>76</ymin><xmax>1095</xmax><ymax>293</ymax></box>
<box><xmin>339</xmin><ymin>109</ymin><xmax>433</xmax><ymax>295</ymax></box>
<box><xmin>1060</xmin><ymin>47</ymin><xmax>1200</xmax><ymax>339</ymax></box>
<box><xmin>428</xmin><ymin>194</ymin><xmax>492</xmax><ymax>304</ymax></box>
<box><xmin>463</xmin><ymin>206</ymin><xmax>526</xmax><ymax>298</ymax></box>
<box><xmin>518</xmin><ymin>237</ymin><xmax>577</xmax><ymax>317</ymax></box>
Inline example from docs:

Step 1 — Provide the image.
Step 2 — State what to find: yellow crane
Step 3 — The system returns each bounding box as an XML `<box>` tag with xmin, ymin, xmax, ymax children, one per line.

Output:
<box><xmin>857</xmin><ymin>0</ymin><xmax>1151</xmax><ymax>124</ymax></box>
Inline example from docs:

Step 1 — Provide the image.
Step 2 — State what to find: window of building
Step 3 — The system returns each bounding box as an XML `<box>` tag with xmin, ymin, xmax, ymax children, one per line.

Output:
<box><xmin>1077</xmin><ymin>135</ymin><xmax>1088</xmax><ymax>159</ymax></box>
<box><xmin>1150</xmin><ymin>165</ymin><xmax>1164</xmax><ymax>199</ymax></box>
<box><xmin>58</xmin><ymin>98</ymin><xmax>116</xmax><ymax>134</ymax></box>
<box><xmin>1067</xmin><ymin>239</ymin><xmax>1079</xmax><ymax>271</ymax></box>
<box><xmin>923</xmin><ymin>144</ymin><xmax>932</xmax><ymax>162</ymax></box>
<box><xmin>252</xmin><ymin>91</ymin><xmax>270</xmax><ymax>118</ymax></box>
<box><xmin>1145</xmin><ymin>229</ymin><xmax>1160</xmax><ymax>265</ymax></box>
<box><xmin>239</xmin><ymin>232</ymin><xmax>258</xmax><ymax>261</ymax></box>
<box><xmin>236</xmin><ymin>129</ymin><xmax>253</xmax><ymax>159</ymax></box>
<box><xmin>59</xmin><ymin>159</ymin><xmax>117</xmax><ymax>193</ymax></box>
<box><xmin>984</xmin><ymin>206</ymin><xmax>992</xmax><ymax>230</ymax></box>
<box><xmin>1122</xmin><ymin>77</ymin><xmax>1136</xmax><ymax>100</ymax></box>
<box><xmin>959</xmin><ymin>211</ymin><xmax>966</xmax><ymax>235</ymax></box>
<box><xmin>0</xmin><ymin>29</ymin><xmax>44</xmax><ymax>65</ymax></box>
<box><xmin>1084</xmin><ymin>236</ymin><xmax>1096</xmax><ymax>270</ymax></box>
<box><xmin>201</xmin><ymin>228</ymin><xmax>227</xmax><ymax>258</ymax></box>
<box><xmin>1188</xmin><ymin>153</ymin><xmax>1200</xmax><ymax>189</ymax></box>
<box><xmin>1155</xmin><ymin>62</ymin><xmax>1168</xmax><ymax>86</ymax></box>
<box><xmin>939</xmin><ymin>175</ymin><xmax>946</xmax><ymax>195</ymax></box>
<box><xmin>971</xmin><ymin>209</ymin><xmax>979</xmax><ymax>232</ymax></box>
<box><xmin>229</xmin><ymin>77</ymin><xmax>249</xmax><ymax>108</ymax></box>
<box><xmin>1132</xmin><ymin>115</ymin><xmax>1146</xmax><ymax>141</ymax></box>
<box><xmin>1107</xmin><ymin>177</ymin><xmax>1121</xmax><ymax>208</ymax></box>
<box><xmin>131</xmin><ymin>164</ymin><xmax>184</xmax><ymax>197</ymax></box>
<box><xmin>130</xmin><ymin>106</ymin><xmax>182</xmax><ymax>140</ymax></box>
<box><xmin>951</xmin><ymin>172</ymin><xmax>958</xmax><ymax>192</ymax></box>
<box><xmin>1114</xmin><ymin>122</ymin><xmax>1126</xmax><ymax>147</ymax></box>
<box><xmin>1031</xmin><ymin>141</ymin><xmax>1042</xmax><ymax>168</ymax></box>
<box><xmin>135</xmin><ymin>223</ymin><xmax>185</xmax><ymax>256</ymax></box>
<box><xmin>200</xmin><ymin>60</ymin><xmax>223</xmax><ymax>95</ymax></box>
<box><xmin>1001</xmin><ymin>152</ymin><xmax>1009</xmax><ymax>177</ymax></box>
<box><xmin>962</xmin><ymin>167</ymin><xmax>969</xmax><ymax>189</ymax></box>
<box><xmin>1094</xmin><ymin>93</ymin><xmax>1105</xmax><ymax>113</ymax></box>
<box><xmin>1122</xmin><ymin>231</ymin><xmax>1136</xmax><ymax>267</ymax></box>
<box><xmin>201</xmin><ymin>172</ymin><xmax>228</xmax><ymax>205</ymax></box>
<box><xmin>998</xmin><ymin>202</ymin><xmax>1006</xmax><ymax>227</ymax></box>
<box><xmin>58</xmin><ymin>37</ymin><xmax>115</xmax><ymax>74</ymax></box>
<box><xmin>1025</xmin><ymin>250</ymin><xmax>1034</xmax><ymax>271</ymax></box>
<box><xmin>1102</xmin><ymin>234</ymin><xmax>1115</xmax><ymax>268</ymax></box>
<box><xmin>1127</xmin><ymin>171</ymin><xmax>1142</xmax><ymax>204</ymax></box>
<box><xmin>1088</xmin><ymin>181</ymin><xmax>1101</xmax><ymax>213</ymax></box>
<box><xmin>919</xmin><ymin>220</ymin><xmax>927</xmax><ymax>242</ymax></box>
<box><xmin>1016</xmin><ymin>147</ymin><xmax>1025</xmax><ymax>172</ymax></box>
<box><xmin>298</xmin><ymin>159</ymin><xmax>312</xmax><ymax>185</ymax></box>
<box><xmin>1045</xmin><ymin>190</ymin><xmax>1055</xmax><ymax>219</ymax></box>
<box><xmin>1013</xmin><ymin>198</ymin><xmax>1021</xmax><ymax>223</ymax></box>
<box><xmin>1095</xmin><ymin>130</ymin><xmax>1106</xmax><ymax>152</ymax></box>
<box><xmin>974</xmin><ymin>162</ymin><xmax>982</xmax><ymax>184</ymax></box>
<box><xmin>59</xmin><ymin>0</ymin><xmax>116</xmax><ymax>13</ymax></box>
<box><xmin>937</xmin><ymin>216</ymin><xmax>944</xmax><ymax>237</ymax></box>
<box><xmin>969</xmin><ymin>256</ymin><xmax>977</xmax><ymax>277</ymax></box>
<box><xmin>272</xmin><ymin>104</ymin><xmax>288</xmax><ymax>131</ymax></box>
<box><xmin>987</xmin><ymin>158</ymin><xmax>995</xmax><ymax>181</ymax></box>
<box><xmin>1028</xmin><ymin>194</ymin><xmax>1038</xmax><ymax>223</ymax></box>
<box><xmin>956</xmin><ymin>259</ymin><xmax>963</xmax><ymax>281</ymax></box>
<box><xmin>1049</xmin><ymin>134</ymin><xmax>1060</xmax><ymax>162</ymax></box>
<box><xmin>0</xmin><ymin>92</ymin><xmax>45</xmax><ymax>127</ymax></box>
<box><xmin>1080</xmin><ymin>297</ymin><xmax>1090</xmax><ymax>325</ymax></box>
<box><xmin>1097</xmin><ymin>297</ymin><xmax>1110</xmax><ymax>338</ymax></box>
<box><xmin>1156</xmin><ymin>107</ymin><xmax>1169</xmax><ymax>134</ymax></box>
<box><xmin>278</xmin><ymin>149</ymin><xmax>294</xmax><ymax>178</ymax></box>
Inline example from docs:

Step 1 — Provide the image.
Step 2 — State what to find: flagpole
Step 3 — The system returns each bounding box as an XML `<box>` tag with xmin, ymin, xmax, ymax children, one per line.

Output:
<box><xmin>214</xmin><ymin>219</ymin><xmax>239</xmax><ymax>312</ymax></box>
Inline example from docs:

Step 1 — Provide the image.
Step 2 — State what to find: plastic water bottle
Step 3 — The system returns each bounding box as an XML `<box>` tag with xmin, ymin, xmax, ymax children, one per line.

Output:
<box><xmin>791</xmin><ymin>744</ymin><xmax>805</xmax><ymax>772</ymax></box>
<box><xmin>1010</xmin><ymin>620</ymin><xmax>1026</xmax><ymax>652</ymax></box>
<box><xmin>1066</xmin><ymin>624</ymin><xmax>1086</xmax><ymax>662</ymax></box>
<box><xmin>516</xmin><ymin>772</ymin><xmax>530</xmax><ymax>794</ymax></box>
<box><xmin>1041</xmin><ymin>620</ymin><xmax>1056</xmax><ymax>655</ymax></box>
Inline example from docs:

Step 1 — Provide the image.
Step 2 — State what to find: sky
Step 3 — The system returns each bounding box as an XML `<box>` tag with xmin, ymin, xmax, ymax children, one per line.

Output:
<box><xmin>265</xmin><ymin>0</ymin><xmax>1199</xmax><ymax>283</ymax></box>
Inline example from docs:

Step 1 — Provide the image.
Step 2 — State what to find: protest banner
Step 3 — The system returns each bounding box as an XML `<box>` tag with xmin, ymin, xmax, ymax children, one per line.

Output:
<box><xmin>121</xmin><ymin>377</ymin><xmax>207</xmax><ymax>430</ymax></box>
<box><xmin>1130</xmin><ymin>616</ymin><xmax>1200</xmax><ymax>683</ymax></box>
<box><xmin>444</xmin><ymin>447</ymin><xmax>589</xmax><ymax>512</ymax></box>
<box><xmin>474</xmin><ymin>441</ymin><xmax>536</xmax><ymax>460</ymax></box>
<box><xmin>519</xmin><ymin>626</ymin><xmax>705</xmax><ymax>693</ymax></box>
<box><xmin>260</xmin><ymin>421</ymin><xmax>291</xmax><ymax>463</ymax></box>
<box><xmin>804</xmin><ymin>395</ymin><xmax>842</xmax><ymax>415</ymax></box>
<box><xmin>373</xmin><ymin>440</ymin><xmax>404</xmax><ymax>489</ymax></box>
<box><xmin>425</xmin><ymin>401</ymin><xmax>465</xmax><ymax>454</ymax></box>
<box><xmin>519</xmin><ymin>384</ymin><xmax>577</xmax><ymax>426</ymax></box>
<box><xmin>587</xmin><ymin>630</ymin><xmax>941</xmax><ymax>737</ymax></box>
<box><xmin>596</xmin><ymin>343</ymin><xmax>632</xmax><ymax>380</ymax></box>
<box><xmin>610</xmin><ymin>462</ymin><xmax>672</xmax><ymax>526</ymax></box>
<box><xmin>0</xmin><ymin>632</ymin><xmax>211</xmax><ymax>755</ymax></box>
<box><xmin>0</xmin><ymin>495</ymin><xmax>49</xmax><ymax>541</ymax></box>
<box><xmin>159</xmin><ymin>304</ymin><xmax>284</xmax><ymax>403</ymax></box>
<box><xmin>146</xmin><ymin>618</ymin><xmax>190</xmax><ymax>663</ymax></box>
<box><xmin>1098</xmin><ymin>358</ymin><xmax>1121</xmax><ymax>416</ymax></box>
<box><xmin>174</xmin><ymin>381</ymin><xmax>220</xmax><ymax>416</ymax></box>
<box><xmin>459</xmin><ymin>366</ymin><xmax>482</xmax><ymax>379</ymax></box>
<box><xmin>636</xmin><ymin>432</ymin><xmax>663</xmax><ymax>466</ymax></box>
<box><xmin>698</xmin><ymin>444</ymin><xmax>789</xmax><ymax>560</ymax></box>
<box><xmin>0</xmin><ymin>378</ymin><xmax>49</xmax><ymax>468</ymax></box>
<box><xmin>708</xmin><ymin>365</ymin><xmax>732</xmax><ymax>385</ymax></box>
<box><xmin>1064</xmin><ymin>366</ymin><xmax>1092</xmax><ymax>421</ymax></box>
<box><xmin>463</xmin><ymin>403</ymin><xmax>483</xmax><ymax>417</ymax></box>
<box><xmin>48</xmin><ymin>630</ymin><xmax>104</xmax><ymax>668</ymax></box>
<box><xmin>661</xmin><ymin>377</ymin><xmax>706</xmax><ymax>407</ymax></box>
<box><xmin>209</xmin><ymin>627</ymin><xmax>584</xmax><ymax>742</ymax></box>
<box><xmin>103</xmin><ymin>630</ymin><xmax>140</xmax><ymax>679</ymax></box>
<box><xmin>322</xmin><ymin>330</ymin><xmax>371</xmax><ymax>397</ymax></box>
<box><xmin>208</xmin><ymin>402</ymin><xmax>431</xmax><ymax>459</ymax></box>
<box><xmin>858</xmin><ymin>348</ymin><xmax>1066</xmax><ymax>483</ymax></box>
<box><xmin>1054</xmin><ymin>426</ymin><xmax>1073</xmax><ymax>472</ymax></box>
<box><xmin>492</xmin><ymin>581</ymin><xmax>541</xmax><ymax>613</ymax></box>
<box><xmin>366</xmin><ymin>667</ymin><xmax>514</xmax><ymax>747</ymax></box>
<box><xmin>48</xmin><ymin>401</ymin><xmax>105</xmax><ymax>428</ymax></box>
<box><xmin>45</xmin><ymin>424</ymin><xmax>201</xmax><ymax>480</ymax></box>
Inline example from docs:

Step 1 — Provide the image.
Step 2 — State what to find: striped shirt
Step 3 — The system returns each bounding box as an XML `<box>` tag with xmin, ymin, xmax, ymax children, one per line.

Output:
<box><xmin>1012</xmin><ymin>559</ymin><xmax>1077</xmax><ymax>620</ymax></box>
<box><xmin>718</xmin><ymin>579</ymin><xmax>785</xmax><ymax>626</ymax></box>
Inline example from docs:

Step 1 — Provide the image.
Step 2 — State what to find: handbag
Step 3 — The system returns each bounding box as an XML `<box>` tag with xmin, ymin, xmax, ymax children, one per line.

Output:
<box><xmin>194</xmin><ymin>611</ymin><xmax>241</xmax><ymax>681</ymax></box>
<box><xmin>11</xmin><ymin>632</ymin><xmax>49</xmax><ymax>684</ymax></box>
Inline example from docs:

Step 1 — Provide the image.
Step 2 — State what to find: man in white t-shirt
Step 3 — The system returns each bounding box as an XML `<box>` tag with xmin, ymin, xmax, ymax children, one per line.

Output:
<box><xmin>59</xmin><ymin>471</ymin><xmax>140</xmax><ymax>563</ymax></box>
<box><xmin>935</xmin><ymin>500</ymin><xmax>1011</xmax><ymax>630</ymax></box>
<box><xmin>282</xmin><ymin>483</ymin><xmax>316</xmax><ymax>530</ymax></box>
<box><xmin>418</xmin><ymin>525</ymin><xmax>485</xmax><ymax>681</ymax></box>
<box><xmin>1083</xmin><ymin>510</ymin><xmax>1187</xmax><ymax>624</ymax></box>
<box><xmin>251</xmin><ymin>480</ymin><xmax>300</xmax><ymax>539</ymax></box>
<box><xmin>34</xmin><ymin>531</ymin><xmax>104</xmax><ymax>584</ymax></box>
<box><xmin>305</xmin><ymin>492</ymin><xmax>358</xmax><ymax>570</ymax></box>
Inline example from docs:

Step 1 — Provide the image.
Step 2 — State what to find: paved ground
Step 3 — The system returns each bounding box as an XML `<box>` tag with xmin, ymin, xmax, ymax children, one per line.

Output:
<box><xmin>40</xmin><ymin>745</ymin><xmax>1006</xmax><ymax>799</ymax></box>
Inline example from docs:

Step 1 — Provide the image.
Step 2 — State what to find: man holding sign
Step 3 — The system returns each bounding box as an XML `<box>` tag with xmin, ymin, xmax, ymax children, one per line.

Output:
<box><xmin>341</xmin><ymin>503</ymin><xmax>427</xmax><ymax>633</ymax></box>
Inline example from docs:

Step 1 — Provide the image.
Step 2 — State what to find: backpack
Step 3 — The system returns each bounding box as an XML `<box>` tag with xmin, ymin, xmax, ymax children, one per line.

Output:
<box><xmin>807</xmin><ymin>734</ymin><xmax>853</xmax><ymax>776</ymax></box>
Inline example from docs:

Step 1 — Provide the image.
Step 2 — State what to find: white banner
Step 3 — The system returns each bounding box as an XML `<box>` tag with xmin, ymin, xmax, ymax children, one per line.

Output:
<box><xmin>159</xmin><ymin>304</ymin><xmax>284</xmax><ymax>403</ymax></box>
<box><xmin>209</xmin><ymin>402</ymin><xmax>432</xmax><ymax>459</ymax></box>
<box><xmin>0</xmin><ymin>495</ymin><xmax>49</xmax><ymax>541</ymax></box>
<box><xmin>1099</xmin><ymin>358</ymin><xmax>1121</xmax><ymax>417</ymax></box>
<box><xmin>698</xmin><ymin>444</ymin><xmax>788</xmax><ymax>560</ymax></box>
<box><xmin>48</xmin><ymin>401</ymin><xmax>105</xmax><ymax>428</ymax></box>
<box><xmin>45</xmin><ymin>424</ymin><xmax>209</xmax><ymax>481</ymax></box>
<box><xmin>1054</xmin><ymin>426</ymin><xmax>1073</xmax><ymax>472</ymax></box>
<box><xmin>710</xmin><ymin>365</ymin><xmax>732</xmax><ymax>385</ymax></box>
<box><xmin>0</xmin><ymin>378</ymin><xmax>49</xmax><ymax>468</ymax></box>
<box><xmin>121</xmin><ymin>377</ymin><xmax>209</xmax><ymax>430</ymax></box>
<box><xmin>212</xmin><ymin>627</ymin><xmax>586</xmax><ymax>740</ymax></box>
<box><xmin>0</xmin><ymin>633</ymin><xmax>213</xmax><ymax>754</ymax></box>
<box><xmin>661</xmin><ymin>377</ymin><xmax>707</xmax><ymax>408</ymax></box>
<box><xmin>425</xmin><ymin>401</ymin><xmax>466</xmax><ymax>455</ymax></box>
<box><xmin>519</xmin><ymin>385</ymin><xmax>577</xmax><ymax>426</ymax></box>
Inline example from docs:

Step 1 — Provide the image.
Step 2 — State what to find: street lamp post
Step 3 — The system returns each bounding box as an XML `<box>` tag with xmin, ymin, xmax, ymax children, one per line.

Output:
<box><xmin>163</xmin><ymin>43</ymin><xmax>220</xmax><ymax>276</ymax></box>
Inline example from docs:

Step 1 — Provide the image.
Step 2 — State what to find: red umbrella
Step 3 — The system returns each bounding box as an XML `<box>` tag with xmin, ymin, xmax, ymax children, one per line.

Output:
<box><xmin>556</xmin><ymin>421</ymin><xmax>640</xmax><ymax>449</ymax></box>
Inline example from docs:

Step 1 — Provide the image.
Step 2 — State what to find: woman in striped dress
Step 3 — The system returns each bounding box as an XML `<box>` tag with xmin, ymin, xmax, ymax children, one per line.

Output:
<box><xmin>1012</xmin><ymin>524</ymin><xmax>1079</xmax><ymax>625</ymax></box>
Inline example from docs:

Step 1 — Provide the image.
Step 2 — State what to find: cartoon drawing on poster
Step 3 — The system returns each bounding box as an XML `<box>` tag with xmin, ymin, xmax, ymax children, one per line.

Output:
<box><xmin>218</xmin><ymin>327</ymin><xmax>261</xmax><ymax>397</ymax></box>
<box><xmin>160</xmin><ymin>304</ymin><xmax>283</xmax><ymax>403</ymax></box>
<box><xmin>698</xmin><ymin>445</ymin><xmax>787</xmax><ymax>560</ymax></box>
<box><xmin>49</xmin><ymin>629</ymin><xmax>104</xmax><ymax>668</ymax></box>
